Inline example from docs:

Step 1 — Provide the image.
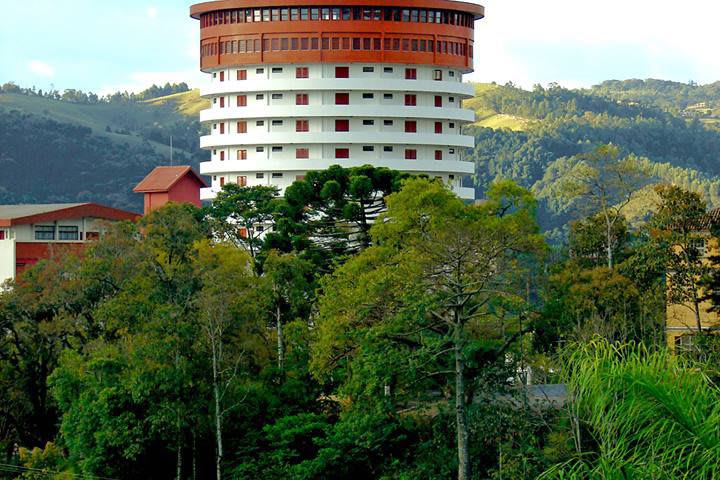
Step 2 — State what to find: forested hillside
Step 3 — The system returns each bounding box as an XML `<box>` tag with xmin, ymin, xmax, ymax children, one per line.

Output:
<box><xmin>0</xmin><ymin>84</ymin><xmax>206</xmax><ymax>211</ymax></box>
<box><xmin>465</xmin><ymin>80</ymin><xmax>720</xmax><ymax>232</ymax></box>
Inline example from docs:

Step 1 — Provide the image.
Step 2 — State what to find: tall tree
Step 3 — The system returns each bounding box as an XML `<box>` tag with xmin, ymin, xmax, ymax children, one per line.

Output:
<box><xmin>650</xmin><ymin>184</ymin><xmax>711</xmax><ymax>332</ymax></box>
<box><xmin>554</xmin><ymin>144</ymin><xmax>648</xmax><ymax>269</ymax></box>
<box><xmin>312</xmin><ymin>178</ymin><xmax>545</xmax><ymax>480</ymax></box>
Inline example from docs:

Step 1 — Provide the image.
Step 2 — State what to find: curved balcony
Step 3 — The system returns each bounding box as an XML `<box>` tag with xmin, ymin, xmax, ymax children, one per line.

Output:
<box><xmin>199</xmin><ymin>158</ymin><xmax>475</xmax><ymax>175</ymax></box>
<box><xmin>200</xmin><ymin>132</ymin><xmax>475</xmax><ymax>148</ymax></box>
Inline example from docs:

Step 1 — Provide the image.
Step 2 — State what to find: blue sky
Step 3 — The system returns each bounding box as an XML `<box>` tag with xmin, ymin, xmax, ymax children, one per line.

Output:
<box><xmin>1</xmin><ymin>0</ymin><xmax>718</xmax><ymax>94</ymax></box>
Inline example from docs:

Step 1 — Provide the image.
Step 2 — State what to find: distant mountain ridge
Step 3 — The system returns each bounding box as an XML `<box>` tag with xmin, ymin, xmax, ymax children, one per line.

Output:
<box><xmin>1</xmin><ymin>79</ymin><xmax>719</xmax><ymax>229</ymax></box>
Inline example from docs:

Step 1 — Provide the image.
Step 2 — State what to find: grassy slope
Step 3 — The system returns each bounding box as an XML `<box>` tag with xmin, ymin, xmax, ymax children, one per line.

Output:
<box><xmin>463</xmin><ymin>83</ymin><xmax>538</xmax><ymax>131</ymax></box>
<box><xmin>142</xmin><ymin>89</ymin><xmax>208</xmax><ymax>117</ymax></box>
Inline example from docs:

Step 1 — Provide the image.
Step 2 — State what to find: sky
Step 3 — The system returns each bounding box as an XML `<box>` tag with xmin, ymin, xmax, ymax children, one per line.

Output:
<box><xmin>1</xmin><ymin>0</ymin><xmax>718</xmax><ymax>95</ymax></box>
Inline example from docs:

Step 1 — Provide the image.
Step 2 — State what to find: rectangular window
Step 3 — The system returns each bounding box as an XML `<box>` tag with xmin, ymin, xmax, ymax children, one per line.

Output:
<box><xmin>335</xmin><ymin>66</ymin><xmax>349</xmax><ymax>78</ymax></box>
<box><xmin>383</xmin><ymin>93</ymin><xmax>393</xmax><ymax>100</ymax></box>
<box><xmin>237</xmin><ymin>176</ymin><xmax>248</xmax><ymax>186</ymax></box>
<box><xmin>405</xmin><ymin>121</ymin><xmax>417</xmax><ymax>133</ymax></box>
<box><xmin>219</xmin><ymin>122</ymin><xmax>225</xmax><ymax>134</ymax></box>
<box><xmin>220</xmin><ymin>177</ymin><xmax>225</xmax><ymax>187</ymax></box>
<box><xmin>58</xmin><ymin>226</ymin><xmax>79</xmax><ymax>241</ymax></box>
<box><xmin>271</xmin><ymin>120</ymin><xmax>283</xmax><ymax>126</ymax></box>
<box><xmin>34</xmin><ymin>225</ymin><xmax>55</xmax><ymax>240</ymax></box>
<box><xmin>405</xmin><ymin>68</ymin><xmax>417</xmax><ymax>79</ymax></box>
<box><xmin>256</xmin><ymin>94</ymin><xmax>265</xmax><ymax>100</ymax></box>
<box><xmin>272</xmin><ymin>146</ymin><xmax>283</xmax><ymax>152</ymax></box>
<box><xmin>383</xmin><ymin>146</ymin><xmax>393</xmax><ymax>152</ymax></box>
<box><xmin>237</xmin><ymin>121</ymin><xmax>247</xmax><ymax>133</ymax></box>
<box><xmin>237</xmin><ymin>69</ymin><xmax>247</xmax><ymax>81</ymax></box>
<box><xmin>272</xmin><ymin>172</ymin><xmax>284</xmax><ymax>178</ymax></box>
<box><xmin>434</xmin><ymin>95</ymin><xmax>442</xmax><ymax>107</ymax></box>
<box><xmin>362</xmin><ymin>146</ymin><xmax>374</xmax><ymax>152</ymax></box>
<box><xmin>433</xmin><ymin>69</ymin><xmax>443</xmax><ymax>81</ymax></box>
<box><xmin>219</xmin><ymin>96</ymin><xmax>225</xmax><ymax>108</ymax></box>
<box><xmin>404</xmin><ymin>94</ymin><xmax>417</xmax><ymax>106</ymax></box>
<box><xmin>435</xmin><ymin>122</ymin><xmax>443</xmax><ymax>134</ymax></box>
<box><xmin>256</xmin><ymin>120</ymin><xmax>265</xmax><ymax>126</ymax></box>
<box><xmin>362</xmin><ymin>66</ymin><xmax>375</xmax><ymax>73</ymax></box>
<box><xmin>271</xmin><ymin>93</ymin><xmax>283</xmax><ymax>100</ymax></box>
<box><xmin>0</xmin><ymin>230</ymin><xmax>4</xmax><ymax>240</ymax></box>
<box><xmin>362</xmin><ymin>93</ymin><xmax>374</xmax><ymax>99</ymax></box>
<box><xmin>435</xmin><ymin>150</ymin><xmax>443</xmax><ymax>160</ymax></box>
<box><xmin>238</xmin><ymin>149</ymin><xmax>247</xmax><ymax>160</ymax></box>
<box><xmin>384</xmin><ymin>120</ymin><xmax>394</xmax><ymax>126</ymax></box>
<box><xmin>384</xmin><ymin>67</ymin><xmax>394</xmax><ymax>73</ymax></box>
<box><xmin>256</xmin><ymin>146</ymin><xmax>265</xmax><ymax>152</ymax></box>
<box><xmin>219</xmin><ymin>71</ymin><xmax>225</xmax><ymax>82</ymax></box>
<box><xmin>256</xmin><ymin>68</ymin><xmax>264</xmax><ymax>74</ymax></box>
<box><xmin>335</xmin><ymin>148</ymin><xmax>350</xmax><ymax>159</ymax></box>
<box><xmin>335</xmin><ymin>119</ymin><xmax>350</xmax><ymax>132</ymax></box>
<box><xmin>335</xmin><ymin>93</ymin><xmax>350</xmax><ymax>105</ymax></box>
<box><xmin>296</xmin><ymin>120</ymin><xmax>309</xmax><ymax>132</ymax></box>
<box><xmin>237</xmin><ymin>95</ymin><xmax>247</xmax><ymax>107</ymax></box>
<box><xmin>296</xmin><ymin>67</ymin><xmax>309</xmax><ymax>78</ymax></box>
<box><xmin>405</xmin><ymin>149</ymin><xmax>417</xmax><ymax>160</ymax></box>
<box><xmin>272</xmin><ymin>67</ymin><xmax>283</xmax><ymax>73</ymax></box>
<box><xmin>257</xmin><ymin>173</ymin><xmax>265</xmax><ymax>179</ymax></box>
<box><xmin>362</xmin><ymin>119</ymin><xmax>375</xmax><ymax>125</ymax></box>
<box><xmin>296</xmin><ymin>93</ymin><xmax>309</xmax><ymax>105</ymax></box>
<box><xmin>220</xmin><ymin>150</ymin><xmax>225</xmax><ymax>161</ymax></box>
<box><xmin>296</xmin><ymin>148</ymin><xmax>309</xmax><ymax>159</ymax></box>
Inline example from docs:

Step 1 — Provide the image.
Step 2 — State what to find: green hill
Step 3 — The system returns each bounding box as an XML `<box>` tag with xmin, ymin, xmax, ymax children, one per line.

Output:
<box><xmin>464</xmin><ymin>81</ymin><xmax>720</xmax><ymax>231</ymax></box>
<box><xmin>0</xmin><ymin>89</ymin><xmax>208</xmax><ymax>211</ymax></box>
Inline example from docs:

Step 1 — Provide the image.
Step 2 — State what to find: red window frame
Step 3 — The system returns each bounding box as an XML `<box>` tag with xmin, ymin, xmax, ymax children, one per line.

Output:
<box><xmin>237</xmin><ymin>69</ymin><xmax>247</xmax><ymax>80</ymax></box>
<box><xmin>238</xmin><ymin>149</ymin><xmax>247</xmax><ymax>160</ymax></box>
<box><xmin>296</xmin><ymin>67</ymin><xmax>309</xmax><ymax>78</ymax></box>
<box><xmin>435</xmin><ymin>122</ymin><xmax>443</xmax><ymax>134</ymax></box>
<box><xmin>335</xmin><ymin>66</ymin><xmax>349</xmax><ymax>78</ymax></box>
<box><xmin>237</xmin><ymin>176</ymin><xmax>247</xmax><ymax>186</ymax></box>
<box><xmin>405</xmin><ymin>149</ymin><xmax>417</xmax><ymax>160</ymax></box>
<box><xmin>220</xmin><ymin>177</ymin><xmax>225</xmax><ymax>186</ymax></box>
<box><xmin>405</xmin><ymin>68</ymin><xmax>417</xmax><ymax>80</ymax></box>
<box><xmin>0</xmin><ymin>230</ymin><xmax>4</xmax><ymax>240</ymax></box>
<box><xmin>435</xmin><ymin>95</ymin><xmax>443</xmax><ymax>107</ymax></box>
<box><xmin>219</xmin><ymin>122</ymin><xmax>225</xmax><ymax>134</ymax></box>
<box><xmin>220</xmin><ymin>150</ymin><xmax>225</xmax><ymax>161</ymax></box>
<box><xmin>335</xmin><ymin>93</ymin><xmax>349</xmax><ymax>105</ymax></box>
<box><xmin>219</xmin><ymin>71</ymin><xmax>225</xmax><ymax>82</ymax></box>
<box><xmin>219</xmin><ymin>96</ymin><xmax>225</xmax><ymax>108</ymax></box>
<box><xmin>335</xmin><ymin>119</ymin><xmax>349</xmax><ymax>132</ymax></box>
<box><xmin>435</xmin><ymin>150</ymin><xmax>443</xmax><ymax>160</ymax></box>
<box><xmin>404</xmin><ymin>94</ymin><xmax>417</xmax><ymax>106</ymax></box>
<box><xmin>404</xmin><ymin>121</ymin><xmax>417</xmax><ymax>133</ymax></box>
<box><xmin>237</xmin><ymin>121</ymin><xmax>247</xmax><ymax>133</ymax></box>
<box><xmin>335</xmin><ymin>148</ymin><xmax>350</xmax><ymax>159</ymax></box>
<box><xmin>296</xmin><ymin>120</ymin><xmax>309</xmax><ymax>132</ymax></box>
<box><xmin>237</xmin><ymin>95</ymin><xmax>247</xmax><ymax>107</ymax></box>
<box><xmin>296</xmin><ymin>93</ymin><xmax>309</xmax><ymax>105</ymax></box>
<box><xmin>296</xmin><ymin>148</ymin><xmax>310</xmax><ymax>159</ymax></box>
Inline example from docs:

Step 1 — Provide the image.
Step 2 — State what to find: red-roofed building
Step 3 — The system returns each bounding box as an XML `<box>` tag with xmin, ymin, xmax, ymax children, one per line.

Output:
<box><xmin>0</xmin><ymin>203</ymin><xmax>140</xmax><ymax>285</ymax></box>
<box><xmin>133</xmin><ymin>166</ymin><xmax>209</xmax><ymax>214</ymax></box>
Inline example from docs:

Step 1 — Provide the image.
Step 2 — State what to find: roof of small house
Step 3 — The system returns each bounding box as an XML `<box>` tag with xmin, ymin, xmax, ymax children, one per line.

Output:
<box><xmin>133</xmin><ymin>166</ymin><xmax>208</xmax><ymax>193</ymax></box>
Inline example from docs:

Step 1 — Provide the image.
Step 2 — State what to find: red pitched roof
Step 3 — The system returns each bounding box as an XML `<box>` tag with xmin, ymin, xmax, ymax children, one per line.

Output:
<box><xmin>0</xmin><ymin>203</ymin><xmax>140</xmax><ymax>227</ymax></box>
<box><xmin>133</xmin><ymin>166</ymin><xmax>208</xmax><ymax>193</ymax></box>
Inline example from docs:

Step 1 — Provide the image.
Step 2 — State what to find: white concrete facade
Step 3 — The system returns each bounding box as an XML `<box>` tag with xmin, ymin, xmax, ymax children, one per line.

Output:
<box><xmin>198</xmin><ymin>63</ymin><xmax>477</xmax><ymax>199</ymax></box>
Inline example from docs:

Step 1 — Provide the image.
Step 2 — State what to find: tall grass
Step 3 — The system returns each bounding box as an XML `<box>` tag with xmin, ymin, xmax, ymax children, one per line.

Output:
<box><xmin>541</xmin><ymin>339</ymin><xmax>720</xmax><ymax>479</ymax></box>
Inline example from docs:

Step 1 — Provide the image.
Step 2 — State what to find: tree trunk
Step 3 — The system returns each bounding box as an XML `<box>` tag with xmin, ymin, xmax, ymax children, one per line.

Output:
<box><xmin>692</xmin><ymin>290</ymin><xmax>703</xmax><ymax>332</ymax></box>
<box><xmin>606</xmin><ymin>227</ymin><xmax>614</xmax><ymax>270</ymax></box>
<box><xmin>276</xmin><ymin>305</ymin><xmax>284</xmax><ymax>372</ymax></box>
<box><xmin>455</xmin><ymin>339</ymin><xmax>469</xmax><ymax>480</ymax></box>
<box><xmin>192</xmin><ymin>431</ymin><xmax>197</xmax><ymax>480</ymax></box>
<box><xmin>212</xmin><ymin>339</ymin><xmax>223</xmax><ymax>480</ymax></box>
<box><xmin>176</xmin><ymin>428</ymin><xmax>183</xmax><ymax>480</ymax></box>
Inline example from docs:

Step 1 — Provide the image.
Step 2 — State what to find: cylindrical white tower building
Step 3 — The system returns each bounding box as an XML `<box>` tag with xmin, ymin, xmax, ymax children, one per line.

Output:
<box><xmin>190</xmin><ymin>2</ymin><xmax>484</xmax><ymax>200</ymax></box>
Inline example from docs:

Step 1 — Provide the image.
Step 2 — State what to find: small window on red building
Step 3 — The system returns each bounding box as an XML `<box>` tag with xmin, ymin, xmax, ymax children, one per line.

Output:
<box><xmin>237</xmin><ymin>69</ymin><xmax>247</xmax><ymax>80</ymax></box>
<box><xmin>296</xmin><ymin>67</ymin><xmax>309</xmax><ymax>78</ymax></box>
<box><xmin>404</xmin><ymin>94</ymin><xmax>417</xmax><ymax>106</ymax></box>
<box><xmin>237</xmin><ymin>176</ymin><xmax>247</xmax><ymax>186</ymax></box>
<box><xmin>219</xmin><ymin>71</ymin><xmax>225</xmax><ymax>82</ymax></box>
<box><xmin>405</xmin><ymin>68</ymin><xmax>417</xmax><ymax>79</ymax></box>
<box><xmin>405</xmin><ymin>149</ymin><xmax>417</xmax><ymax>160</ymax></box>
<box><xmin>296</xmin><ymin>120</ymin><xmax>309</xmax><ymax>132</ymax></box>
<box><xmin>335</xmin><ymin>66</ymin><xmax>349</xmax><ymax>78</ymax></box>
<box><xmin>296</xmin><ymin>148</ymin><xmax>309</xmax><ymax>159</ymax></box>
<box><xmin>219</xmin><ymin>122</ymin><xmax>225</xmax><ymax>134</ymax></box>
<box><xmin>335</xmin><ymin>93</ymin><xmax>349</xmax><ymax>105</ymax></box>
<box><xmin>335</xmin><ymin>148</ymin><xmax>350</xmax><ymax>159</ymax></box>
<box><xmin>405</xmin><ymin>121</ymin><xmax>417</xmax><ymax>133</ymax></box>
<box><xmin>220</xmin><ymin>151</ymin><xmax>225</xmax><ymax>161</ymax></box>
<box><xmin>220</xmin><ymin>177</ymin><xmax>225</xmax><ymax>187</ymax></box>
<box><xmin>435</xmin><ymin>95</ymin><xmax>443</xmax><ymax>107</ymax></box>
<box><xmin>335</xmin><ymin>119</ymin><xmax>349</xmax><ymax>132</ymax></box>
<box><xmin>435</xmin><ymin>150</ymin><xmax>443</xmax><ymax>160</ymax></box>
<box><xmin>0</xmin><ymin>230</ymin><xmax>4</xmax><ymax>240</ymax></box>
<box><xmin>219</xmin><ymin>96</ymin><xmax>225</xmax><ymax>108</ymax></box>
<box><xmin>296</xmin><ymin>93</ymin><xmax>309</xmax><ymax>105</ymax></box>
<box><xmin>238</xmin><ymin>149</ymin><xmax>247</xmax><ymax>160</ymax></box>
<box><xmin>237</xmin><ymin>95</ymin><xmax>247</xmax><ymax>107</ymax></box>
<box><xmin>435</xmin><ymin>122</ymin><xmax>443</xmax><ymax>134</ymax></box>
<box><xmin>433</xmin><ymin>69</ymin><xmax>443</xmax><ymax>81</ymax></box>
<box><xmin>237</xmin><ymin>121</ymin><xmax>247</xmax><ymax>133</ymax></box>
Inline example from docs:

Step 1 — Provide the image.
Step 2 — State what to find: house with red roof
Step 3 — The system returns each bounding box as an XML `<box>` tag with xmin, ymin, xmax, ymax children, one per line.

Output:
<box><xmin>0</xmin><ymin>203</ymin><xmax>140</xmax><ymax>285</ymax></box>
<box><xmin>133</xmin><ymin>166</ymin><xmax>208</xmax><ymax>215</ymax></box>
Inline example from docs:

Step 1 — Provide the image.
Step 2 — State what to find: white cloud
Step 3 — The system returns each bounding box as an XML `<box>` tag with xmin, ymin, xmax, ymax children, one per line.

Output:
<box><xmin>28</xmin><ymin>60</ymin><xmax>55</xmax><ymax>78</ymax></box>
<box><xmin>98</xmin><ymin>70</ymin><xmax>204</xmax><ymax>96</ymax></box>
<box><xmin>468</xmin><ymin>0</ymin><xmax>720</xmax><ymax>87</ymax></box>
<box><xmin>147</xmin><ymin>6</ymin><xmax>158</xmax><ymax>19</ymax></box>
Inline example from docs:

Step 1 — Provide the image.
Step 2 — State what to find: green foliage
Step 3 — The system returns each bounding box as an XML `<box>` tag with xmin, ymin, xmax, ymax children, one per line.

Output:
<box><xmin>541</xmin><ymin>339</ymin><xmax>720</xmax><ymax>479</ymax></box>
